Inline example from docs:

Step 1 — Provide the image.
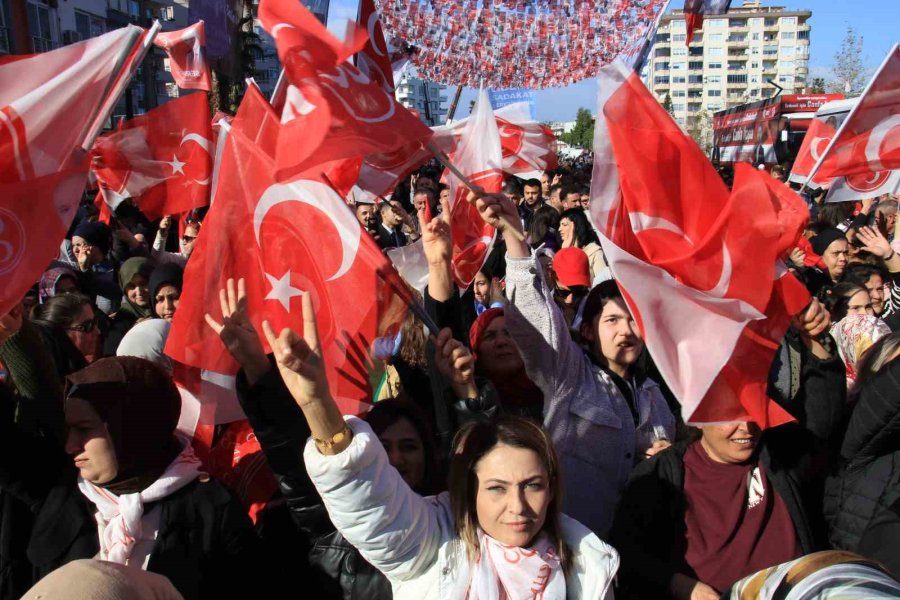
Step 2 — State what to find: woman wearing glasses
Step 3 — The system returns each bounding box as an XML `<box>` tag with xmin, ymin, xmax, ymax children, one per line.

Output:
<box><xmin>30</xmin><ymin>293</ymin><xmax>101</xmax><ymax>377</ymax></box>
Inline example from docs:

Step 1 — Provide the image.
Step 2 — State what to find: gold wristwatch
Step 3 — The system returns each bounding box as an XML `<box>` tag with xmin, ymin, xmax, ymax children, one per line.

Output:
<box><xmin>314</xmin><ymin>424</ymin><xmax>351</xmax><ymax>450</ymax></box>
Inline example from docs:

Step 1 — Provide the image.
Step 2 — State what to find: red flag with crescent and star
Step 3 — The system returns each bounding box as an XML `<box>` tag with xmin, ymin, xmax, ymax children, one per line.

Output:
<box><xmin>153</xmin><ymin>21</ymin><xmax>212</xmax><ymax>92</ymax></box>
<box><xmin>165</xmin><ymin>85</ymin><xmax>409</xmax><ymax>416</ymax></box>
<box><xmin>355</xmin><ymin>0</ymin><xmax>396</xmax><ymax>95</ymax></box>
<box><xmin>445</xmin><ymin>90</ymin><xmax>503</xmax><ymax>290</ymax></box>
<box><xmin>91</xmin><ymin>91</ymin><xmax>214</xmax><ymax>220</ymax></box>
<box><xmin>0</xmin><ymin>26</ymin><xmax>145</xmax><ymax>319</ymax></box>
<box><xmin>257</xmin><ymin>0</ymin><xmax>432</xmax><ymax>182</ymax></box>
<box><xmin>590</xmin><ymin>60</ymin><xmax>810</xmax><ymax>427</ymax></box>
<box><xmin>816</xmin><ymin>44</ymin><xmax>900</xmax><ymax>180</ymax></box>
<box><xmin>788</xmin><ymin>116</ymin><xmax>838</xmax><ymax>188</ymax></box>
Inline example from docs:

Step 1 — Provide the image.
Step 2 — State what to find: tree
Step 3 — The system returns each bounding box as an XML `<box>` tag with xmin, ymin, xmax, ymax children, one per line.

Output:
<box><xmin>662</xmin><ymin>92</ymin><xmax>674</xmax><ymax>116</ymax></box>
<box><xmin>685</xmin><ymin>109</ymin><xmax>713</xmax><ymax>155</ymax></box>
<box><xmin>559</xmin><ymin>107</ymin><xmax>595</xmax><ymax>148</ymax></box>
<box><xmin>827</xmin><ymin>26</ymin><xmax>868</xmax><ymax>97</ymax></box>
<box><xmin>809</xmin><ymin>77</ymin><xmax>826</xmax><ymax>94</ymax></box>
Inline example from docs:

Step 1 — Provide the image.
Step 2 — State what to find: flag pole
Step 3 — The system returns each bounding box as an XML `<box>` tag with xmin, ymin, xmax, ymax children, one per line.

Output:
<box><xmin>270</xmin><ymin>69</ymin><xmax>287</xmax><ymax>108</ymax></box>
<box><xmin>79</xmin><ymin>20</ymin><xmax>162</xmax><ymax>152</ymax></box>
<box><xmin>426</xmin><ymin>141</ymin><xmax>526</xmax><ymax>242</ymax></box>
<box><xmin>803</xmin><ymin>43</ymin><xmax>899</xmax><ymax>188</ymax></box>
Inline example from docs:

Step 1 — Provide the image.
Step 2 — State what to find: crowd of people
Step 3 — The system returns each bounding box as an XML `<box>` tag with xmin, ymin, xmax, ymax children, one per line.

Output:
<box><xmin>2</xmin><ymin>154</ymin><xmax>900</xmax><ymax>599</ymax></box>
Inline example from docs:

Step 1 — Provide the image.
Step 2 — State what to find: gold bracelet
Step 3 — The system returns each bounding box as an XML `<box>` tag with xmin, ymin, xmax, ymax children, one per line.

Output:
<box><xmin>313</xmin><ymin>424</ymin><xmax>351</xmax><ymax>450</ymax></box>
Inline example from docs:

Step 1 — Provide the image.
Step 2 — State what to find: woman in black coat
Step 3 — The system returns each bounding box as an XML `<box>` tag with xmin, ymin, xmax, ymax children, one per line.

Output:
<box><xmin>609</xmin><ymin>306</ymin><xmax>847</xmax><ymax>600</ymax></box>
<box><xmin>825</xmin><ymin>333</ymin><xmax>900</xmax><ymax>579</ymax></box>
<box><xmin>0</xmin><ymin>356</ymin><xmax>266</xmax><ymax>600</ymax></box>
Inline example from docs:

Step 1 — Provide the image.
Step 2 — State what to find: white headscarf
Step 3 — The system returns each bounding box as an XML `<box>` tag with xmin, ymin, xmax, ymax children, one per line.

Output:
<box><xmin>117</xmin><ymin>319</ymin><xmax>172</xmax><ymax>374</ymax></box>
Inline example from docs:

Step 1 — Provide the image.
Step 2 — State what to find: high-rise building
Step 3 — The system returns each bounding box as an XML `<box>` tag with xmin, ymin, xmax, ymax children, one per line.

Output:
<box><xmin>647</xmin><ymin>1</ymin><xmax>811</xmax><ymax>126</ymax></box>
<box><xmin>395</xmin><ymin>75</ymin><xmax>448</xmax><ymax>126</ymax></box>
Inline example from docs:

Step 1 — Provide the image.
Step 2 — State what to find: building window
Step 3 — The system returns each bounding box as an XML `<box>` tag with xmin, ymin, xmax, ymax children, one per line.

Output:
<box><xmin>688</xmin><ymin>75</ymin><xmax>703</xmax><ymax>84</ymax></box>
<box><xmin>708</xmin><ymin>33</ymin><xmax>724</xmax><ymax>42</ymax></box>
<box><xmin>707</xmin><ymin>103</ymin><xmax>722</xmax><ymax>111</ymax></box>
<box><xmin>750</xmin><ymin>61</ymin><xmax>759</xmax><ymax>69</ymax></box>
<box><xmin>781</xmin><ymin>46</ymin><xmax>795</xmax><ymax>56</ymax></box>
<box><xmin>729</xmin><ymin>19</ymin><xmax>747</xmax><ymax>28</ymax></box>
<box><xmin>0</xmin><ymin>3</ymin><xmax>9</xmax><ymax>54</ymax></box>
<box><xmin>752</xmin><ymin>32</ymin><xmax>760</xmax><ymax>40</ymax></box>
<box><xmin>129</xmin><ymin>1</ymin><xmax>140</xmax><ymax>17</ymax></box>
<box><xmin>673</xmin><ymin>76</ymin><xmax>686</xmax><ymax>83</ymax></box>
<box><xmin>708</xmin><ymin>62</ymin><xmax>722</xmax><ymax>70</ymax></box>
<box><xmin>781</xmin><ymin>31</ymin><xmax>796</xmax><ymax>40</ymax></box>
<box><xmin>708</xmin><ymin>89</ymin><xmax>722</xmax><ymax>97</ymax></box>
<box><xmin>673</xmin><ymin>103</ymin><xmax>686</xmax><ymax>112</ymax></box>
<box><xmin>781</xmin><ymin>17</ymin><xmax>797</xmax><ymax>26</ymax></box>
<box><xmin>778</xmin><ymin>75</ymin><xmax>795</xmax><ymax>84</ymax></box>
<box><xmin>27</xmin><ymin>2</ymin><xmax>53</xmax><ymax>51</ymax></box>
<box><xmin>670</xmin><ymin>19</ymin><xmax>686</xmax><ymax>31</ymax></box>
<box><xmin>688</xmin><ymin>89</ymin><xmax>702</xmax><ymax>98</ymax></box>
<box><xmin>707</xmin><ymin>19</ymin><xmax>726</xmax><ymax>28</ymax></box>
<box><xmin>671</xmin><ymin>62</ymin><xmax>686</xmax><ymax>71</ymax></box>
<box><xmin>672</xmin><ymin>90</ymin><xmax>686</xmax><ymax>97</ymax></box>
<box><xmin>727</xmin><ymin>74</ymin><xmax>747</xmax><ymax>84</ymax></box>
<box><xmin>673</xmin><ymin>33</ymin><xmax>686</xmax><ymax>43</ymax></box>
<box><xmin>673</xmin><ymin>46</ymin><xmax>688</xmax><ymax>56</ymax></box>
<box><xmin>779</xmin><ymin>60</ymin><xmax>794</xmax><ymax>70</ymax></box>
<box><xmin>656</xmin><ymin>33</ymin><xmax>670</xmax><ymax>43</ymax></box>
<box><xmin>749</xmin><ymin>17</ymin><xmax>763</xmax><ymax>27</ymax></box>
<box><xmin>654</xmin><ymin>76</ymin><xmax>670</xmax><ymax>85</ymax></box>
<box><xmin>688</xmin><ymin>61</ymin><xmax>704</xmax><ymax>70</ymax></box>
<box><xmin>763</xmin><ymin>45</ymin><xmax>778</xmax><ymax>56</ymax></box>
<box><xmin>705</xmin><ymin>75</ymin><xmax>722</xmax><ymax>83</ymax></box>
<box><xmin>708</xmin><ymin>47</ymin><xmax>724</xmax><ymax>56</ymax></box>
<box><xmin>74</xmin><ymin>11</ymin><xmax>104</xmax><ymax>40</ymax></box>
<box><xmin>656</xmin><ymin>62</ymin><xmax>670</xmax><ymax>71</ymax></box>
<box><xmin>765</xmin><ymin>18</ymin><xmax>777</xmax><ymax>27</ymax></box>
<box><xmin>798</xmin><ymin>30</ymin><xmax>809</xmax><ymax>40</ymax></box>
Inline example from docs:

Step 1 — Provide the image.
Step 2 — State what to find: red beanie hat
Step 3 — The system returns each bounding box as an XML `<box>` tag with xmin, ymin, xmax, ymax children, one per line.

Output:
<box><xmin>553</xmin><ymin>247</ymin><xmax>591</xmax><ymax>288</ymax></box>
<box><xmin>469</xmin><ymin>308</ymin><xmax>505</xmax><ymax>358</ymax></box>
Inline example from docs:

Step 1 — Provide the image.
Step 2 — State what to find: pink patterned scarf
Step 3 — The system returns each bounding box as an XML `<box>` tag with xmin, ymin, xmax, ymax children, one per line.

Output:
<box><xmin>467</xmin><ymin>530</ymin><xmax>565</xmax><ymax>600</ymax></box>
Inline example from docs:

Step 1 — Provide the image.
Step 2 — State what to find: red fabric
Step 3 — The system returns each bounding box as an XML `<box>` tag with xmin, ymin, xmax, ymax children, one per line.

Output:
<box><xmin>819</xmin><ymin>46</ymin><xmax>900</xmax><ymax>179</ymax></box>
<box><xmin>469</xmin><ymin>307</ymin><xmax>504</xmax><ymax>356</ymax></box>
<box><xmin>355</xmin><ymin>0</ymin><xmax>396</xmax><ymax>94</ymax></box>
<box><xmin>590</xmin><ymin>63</ymin><xmax>808</xmax><ymax>427</ymax></box>
<box><xmin>153</xmin><ymin>21</ymin><xmax>212</xmax><ymax>92</ymax></box>
<box><xmin>0</xmin><ymin>28</ymin><xmax>143</xmax><ymax>317</ymax></box>
<box><xmin>94</xmin><ymin>191</ymin><xmax>112</xmax><ymax>225</ymax></box>
<box><xmin>258</xmin><ymin>0</ymin><xmax>432</xmax><ymax>182</ymax></box>
<box><xmin>684</xmin><ymin>11</ymin><xmax>703</xmax><ymax>46</ymax></box>
<box><xmin>446</xmin><ymin>91</ymin><xmax>502</xmax><ymax>289</ymax></box>
<box><xmin>795</xmin><ymin>235</ymin><xmax>826</xmax><ymax>270</ymax></box>
<box><xmin>683</xmin><ymin>442</ymin><xmax>801</xmax><ymax>591</ymax></box>
<box><xmin>788</xmin><ymin>117</ymin><xmax>837</xmax><ymax>188</ymax></box>
<box><xmin>552</xmin><ymin>247</ymin><xmax>591</xmax><ymax>288</ymax></box>
<box><xmin>91</xmin><ymin>92</ymin><xmax>213</xmax><ymax>220</ymax></box>
<box><xmin>165</xmin><ymin>85</ymin><xmax>409</xmax><ymax>416</ymax></box>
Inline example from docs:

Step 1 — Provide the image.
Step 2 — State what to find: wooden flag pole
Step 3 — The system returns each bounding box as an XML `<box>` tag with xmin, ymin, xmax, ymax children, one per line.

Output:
<box><xmin>425</xmin><ymin>141</ymin><xmax>526</xmax><ymax>242</ymax></box>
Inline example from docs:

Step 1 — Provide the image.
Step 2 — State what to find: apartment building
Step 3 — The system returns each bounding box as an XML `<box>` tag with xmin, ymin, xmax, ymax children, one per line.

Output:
<box><xmin>647</xmin><ymin>1</ymin><xmax>811</xmax><ymax>126</ymax></box>
<box><xmin>395</xmin><ymin>75</ymin><xmax>448</xmax><ymax>126</ymax></box>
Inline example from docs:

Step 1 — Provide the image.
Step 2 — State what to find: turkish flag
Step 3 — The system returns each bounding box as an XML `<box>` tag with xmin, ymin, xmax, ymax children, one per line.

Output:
<box><xmin>355</xmin><ymin>0</ymin><xmax>396</xmax><ymax>94</ymax></box>
<box><xmin>258</xmin><ymin>0</ymin><xmax>432</xmax><ymax>181</ymax></box>
<box><xmin>153</xmin><ymin>21</ymin><xmax>212</xmax><ymax>92</ymax></box>
<box><xmin>494</xmin><ymin>102</ymin><xmax>559</xmax><ymax>180</ymax></box>
<box><xmin>788</xmin><ymin>117</ymin><xmax>838</xmax><ymax>188</ymax></box>
<box><xmin>590</xmin><ymin>61</ymin><xmax>808</xmax><ymax>427</ymax></box>
<box><xmin>818</xmin><ymin>45</ymin><xmax>900</xmax><ymax>179</ymax></box>
<box><xmin>0</xmin><ymin>26</ymin><xmax>144</xmax><ymax>318</ymax></box>
<box><xmin>91</xmin><ymin>92</ymin><xmax>213</xmax><ymax>220</ymax></box>
<box><xmin>166</xmin><ymin>86</ymin><xmax>409</xmax><ymax>415</ymax></box>
<box><xmin>684</xmin><ymin>0</ymin><xmax>731</xmax><ymax>45</ymax></box>
<box><xmin>445</xmin><ymin>90</ymin><xmax>503</xmax><ymax>289</ymax></box>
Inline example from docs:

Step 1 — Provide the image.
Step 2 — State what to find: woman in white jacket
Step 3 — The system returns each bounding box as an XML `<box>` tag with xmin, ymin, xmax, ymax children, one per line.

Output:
<box><xmin>259</xmin><ymin>293</ymin><xmax>619</xmax><ymax>599</ymax></box>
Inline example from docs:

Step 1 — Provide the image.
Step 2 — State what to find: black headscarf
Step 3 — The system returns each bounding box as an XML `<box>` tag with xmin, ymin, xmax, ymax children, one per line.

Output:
<box><xmin>65</xmin><ymin>356</ymin><xmax>181</xmax><ymax>494</ymax></box>
<box><xmin>148</xmin><ymin>263</ymin><xmax>184</xmax><ymax>318</ymax></box>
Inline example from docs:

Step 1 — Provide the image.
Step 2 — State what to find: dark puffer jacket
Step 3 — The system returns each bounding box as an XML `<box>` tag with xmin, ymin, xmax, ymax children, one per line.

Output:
<box><xmin>235</xmin><ymin>363</ymin><xmax>393</xmax><ymax>600</ymax></box>
<box><xmin>825</xmin><ymin>357</ymin><xmax>900</xmax><ymax>578</ymax></box>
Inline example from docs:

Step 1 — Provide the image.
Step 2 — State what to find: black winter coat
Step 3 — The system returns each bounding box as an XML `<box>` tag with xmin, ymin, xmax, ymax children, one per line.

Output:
<box><xmin>609</xmin><ymin>344</ymin><xmax>846</xmax><ymax>599</ymax></box>
<box><xmin>824</xmin><ymin>357</ymin><xmax>900</xmax><ymax>579</ymax></box>
<box><xmin>0</xmin><ymin>391</ymin><xmax>265</xmax><ymax>600</ymax></box>
<box><xmin>235</xmin><ymin>364</ymin><xmax>393</xmax><ymax>600</ymax></box>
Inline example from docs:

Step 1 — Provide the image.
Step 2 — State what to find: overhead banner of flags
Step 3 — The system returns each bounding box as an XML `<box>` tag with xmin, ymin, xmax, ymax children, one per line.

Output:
<box><xmin>373</xmin><ymin>0</ymin><xmax>667</xmax><ymax>89</ymax></box>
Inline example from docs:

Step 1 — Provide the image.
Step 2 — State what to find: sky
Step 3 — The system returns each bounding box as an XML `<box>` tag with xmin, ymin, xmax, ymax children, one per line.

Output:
<box><xmin>325</xmin><ymin>0</ymin><xmax>899</xmax><ymax>122</ymax></box>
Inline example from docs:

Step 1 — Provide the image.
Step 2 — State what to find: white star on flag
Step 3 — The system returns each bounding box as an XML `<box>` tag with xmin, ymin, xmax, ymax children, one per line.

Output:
<box><xmin>168</xmin><ymin>154</ymin><xmax>186</xmax><ymax>175</ymax></box>
<box><xmin>264</xmin><ymin>270</ymin><xmax>303</xmax><ymax>312</ymax></box>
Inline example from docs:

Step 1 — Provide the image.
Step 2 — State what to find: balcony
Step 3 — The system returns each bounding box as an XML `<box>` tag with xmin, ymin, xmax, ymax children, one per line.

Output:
<box><xmin>31</xmin><ymin>36</ymin><xmax>56</xmax><ymax>52</ymax></box>
<box><xmin>728</xmin><ymin>53</ymin><xmax>749</xmax><ymax>60</ymax></box>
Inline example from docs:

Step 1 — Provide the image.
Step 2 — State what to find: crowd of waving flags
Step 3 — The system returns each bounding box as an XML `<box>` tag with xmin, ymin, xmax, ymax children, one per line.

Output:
<box><xmin>2</xmin><ymin>0</ymin><xmax>900</xmax><ymax>437</ymax></box>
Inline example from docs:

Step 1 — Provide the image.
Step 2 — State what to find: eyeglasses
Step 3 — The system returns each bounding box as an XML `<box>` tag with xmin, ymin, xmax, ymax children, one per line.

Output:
<box><xmin>182</xmin><ymin>235</ymin><xmax>196</xmax><ymax>243</ymax></box>
<box><xmin>554</xmin><ymin>287</ymin><xmax>587</xmax><ymax>301</ymax></box>
<box><xmin>67</xmin><ymin>317</ymin><xmax>97</xmax><ymax>333</ymax></box>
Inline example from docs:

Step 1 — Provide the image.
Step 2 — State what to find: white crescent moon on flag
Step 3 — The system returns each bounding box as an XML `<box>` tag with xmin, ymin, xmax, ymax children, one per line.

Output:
<box><xmin>864</xmin><ymin>114</ymin><xmax>900</xmax><ymax>170</ymax></box>
<box><xmin>253</xmin><ymin>180</ymin><xmax>360</xmax><ymax>281</ymax></box>
<box><xmin>629</xmin><ymin>212</ymin><xmax>732</xmax><ymax>298</ymax></box>
<box><xmin>178</xmin><ymin>133</ymin><xmax>214</xmax><ymax>185</ymax></box>
<box><xmin>271</xmin><ymin>23</ymin><xmax>296</xmax><ymax>39</ymax></box>
<box><xmin>810</xmin><ymin>137</ymin><xmax>830</xmax><ymax>162</ymax></box>
<box><xmin>366</xmin><ymin>13</ymin><xmax>387</xmax><ymax>57</ymax></box>
<box><xmin>320</xmin><ymin>65</ymin><xmax>396</xmax><ymax>124</ymax></box>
